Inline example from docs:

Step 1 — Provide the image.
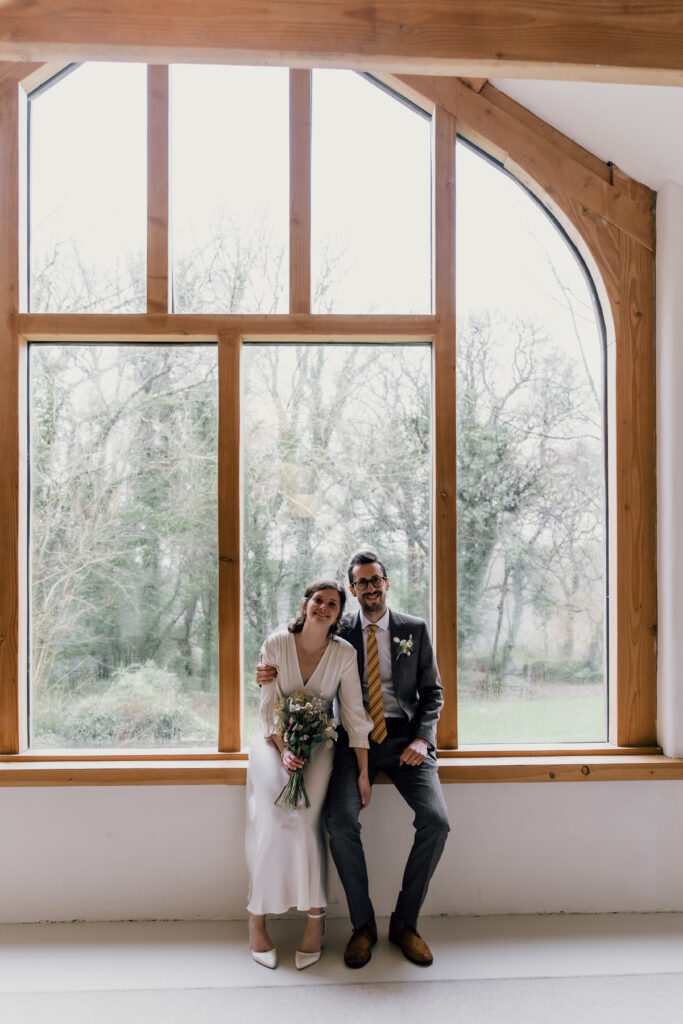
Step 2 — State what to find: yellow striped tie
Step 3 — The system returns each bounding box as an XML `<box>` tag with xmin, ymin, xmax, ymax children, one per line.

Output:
<box><xmin>366</xmin><ymin>624</ymin><xmax>387</xmax><ymax>743</ymax></box>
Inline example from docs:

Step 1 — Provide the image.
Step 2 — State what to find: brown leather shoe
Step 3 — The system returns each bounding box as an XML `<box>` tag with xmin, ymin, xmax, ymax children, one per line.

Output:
<box><xmin>344</xmin><ymin>918</ymin><xmax>378</xmax><ymax>968</ymax></box>
<box><xmin>389</xmin><ymin>914</ymin><xmax>433</xmax><ymax>966</ymax></box>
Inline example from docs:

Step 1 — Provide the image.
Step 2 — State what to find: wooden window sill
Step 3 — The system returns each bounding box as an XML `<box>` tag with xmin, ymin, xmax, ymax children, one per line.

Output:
<box><xmin>1</xmin><ymin>748</ymin><xmax>681</xmax><ymax>786</ymax></box>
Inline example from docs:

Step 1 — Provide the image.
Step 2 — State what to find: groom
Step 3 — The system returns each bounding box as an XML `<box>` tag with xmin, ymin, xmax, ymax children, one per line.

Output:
<box><xmin>327</xmin><ymin>550</ymin><xmax>449</xmax><ymax>968</ymax></box>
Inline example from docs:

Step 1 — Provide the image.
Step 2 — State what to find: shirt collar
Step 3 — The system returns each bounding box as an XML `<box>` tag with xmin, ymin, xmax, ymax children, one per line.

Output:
<box><xmin>361</xmin><ymin>608</ymin><xmax>390</xmax><ymax>632</ymax></box>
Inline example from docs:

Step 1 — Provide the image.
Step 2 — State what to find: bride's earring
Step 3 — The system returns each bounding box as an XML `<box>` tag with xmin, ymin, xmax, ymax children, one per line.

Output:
<box><xmin>296</xmin><ymin>911</ymin><xmax>326</xmax><ymax>970</ymax></box>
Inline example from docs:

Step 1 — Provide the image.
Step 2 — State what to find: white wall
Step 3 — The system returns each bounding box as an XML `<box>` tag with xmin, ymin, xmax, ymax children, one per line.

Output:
<box><xmin>1</xmin><ymin>182</ymin><xmax>681</xmax><ymax>928</ymax></box>
<box><xmin>3</xmin><ymin>779</ymin><xmax>683</xmax><ymax>923</ymax></box>
<box><xmin>657</xmin><ymin>180</ymin><xmax>683</xmax><ymax>756</ymax></box>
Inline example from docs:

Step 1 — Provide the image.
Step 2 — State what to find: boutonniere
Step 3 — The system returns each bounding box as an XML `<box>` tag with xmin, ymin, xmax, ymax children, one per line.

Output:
<box><xmin>394</xmin><ymin>634</ymin><xmax>414</xmax><ymax>661</ymax></box>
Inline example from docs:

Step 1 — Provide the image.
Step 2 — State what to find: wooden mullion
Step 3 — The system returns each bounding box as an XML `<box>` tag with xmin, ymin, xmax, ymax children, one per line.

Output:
<box><xmin>18</xmin><ymin>312</ymin><xmax>437</xmax><ymax>340</ymax></box>
<box><xmin>0</xmin><ymin>84</ymin><xmax>25</xmax><ymax>754</ymax></box>
<box><xmin>217</xmin><ymin>332</ymin><xmax>241</xmax><ymax>751</ymax></box>
<box><xmin>147</xmin><ymin>64</ymin><xmax>169</xmax><ymax>314</ymax></box>
<box><xmin>289</xmin><ymin>69</ymin><xmax>311</xmax><ymax>315</ymax></box>
<box><xmin>433</xmin><ymin>105</ymin><xmax>458</xmax><ymax>749</ymax></box>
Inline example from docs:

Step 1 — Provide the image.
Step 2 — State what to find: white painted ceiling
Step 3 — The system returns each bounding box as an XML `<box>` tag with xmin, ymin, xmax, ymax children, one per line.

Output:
<box><xmin>491</xmin><ymin>78</ymin><xmax>683</xmax><ymax>191</ymax></box>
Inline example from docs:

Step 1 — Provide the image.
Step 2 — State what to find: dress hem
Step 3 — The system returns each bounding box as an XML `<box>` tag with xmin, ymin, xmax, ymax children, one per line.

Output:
<box><xmin>246</xmin><ymin>902</ymin><xmax>329</xmax><ymax>916</ymax></box>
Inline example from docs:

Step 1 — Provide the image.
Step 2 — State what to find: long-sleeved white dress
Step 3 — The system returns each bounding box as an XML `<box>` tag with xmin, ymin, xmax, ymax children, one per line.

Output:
<box><xmin>246</xmin><ymin>630</ymin><xmax>371</xmax><ymax>915</ymax></box>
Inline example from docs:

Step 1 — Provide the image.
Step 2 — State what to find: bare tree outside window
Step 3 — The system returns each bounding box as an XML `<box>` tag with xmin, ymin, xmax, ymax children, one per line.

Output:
<box><xmin>29</xmin><ymin>345</ymin><xmax>218</xmax><ymax>748</ymax></box>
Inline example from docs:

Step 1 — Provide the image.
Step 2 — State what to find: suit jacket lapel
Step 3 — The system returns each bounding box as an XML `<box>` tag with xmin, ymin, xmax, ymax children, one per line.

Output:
<box><xmin>389</xmin><ymin>610</ymin><xmax>401</xmax><ymax>691</ymax></box>
<box><xmin>348</xmin><ymin>611</ymin><xmax>365</xmax><ymax>682</ymax></box>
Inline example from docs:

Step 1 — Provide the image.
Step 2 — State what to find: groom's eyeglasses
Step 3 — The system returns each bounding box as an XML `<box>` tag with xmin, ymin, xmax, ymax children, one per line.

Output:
<box><xmin>351</xmin><ymin>575</ymin><xmax>387</xmax><ymax>591</ymax></box>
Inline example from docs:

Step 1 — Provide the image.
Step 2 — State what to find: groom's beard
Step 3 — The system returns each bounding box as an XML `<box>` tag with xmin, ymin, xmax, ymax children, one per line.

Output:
<box><xmin>358</xmin><ymin>590</ymin><xmax>386</xmax><ymax>616</ymax></box>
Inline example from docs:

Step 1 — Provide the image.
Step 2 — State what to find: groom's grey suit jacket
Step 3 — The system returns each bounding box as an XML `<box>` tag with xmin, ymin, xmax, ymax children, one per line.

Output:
<box><xmin>338</xmin><ymin>610</ymin><xmax>443</xmax><ymax>749</ymax></box>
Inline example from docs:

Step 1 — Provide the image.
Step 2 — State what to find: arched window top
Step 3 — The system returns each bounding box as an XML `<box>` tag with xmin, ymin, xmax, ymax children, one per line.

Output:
<box><xmin>457</xmin><ymin>139</ymin><xmax>603</xmax><ymax>353</ymax></box>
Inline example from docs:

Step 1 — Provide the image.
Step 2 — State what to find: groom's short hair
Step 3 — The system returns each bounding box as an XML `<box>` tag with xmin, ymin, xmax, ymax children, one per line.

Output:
<box><xmin>347</xmin><ymin>550</ymin><xmax>388</xmax><ymax>584</ymax></box>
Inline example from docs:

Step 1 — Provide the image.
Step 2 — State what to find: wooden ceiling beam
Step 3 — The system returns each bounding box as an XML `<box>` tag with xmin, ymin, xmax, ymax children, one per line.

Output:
<box><xmin>459</xmin><ymin>77</ymin><xmax>488</xmax><ymax>94</ymax></box>
<box><xmin>0</xmin><ymin>1</ymin><xmax>681</xmax><ymax>85</ymax></box>
<box><xmin>478</xmin><ymin>81</ymin><xmax>611</xmax><ymax>185</ymax></box>
<box><xmin>393</xmin><ymin>73</ymin><xmax>655</xmax><ymax>252</ymax></box>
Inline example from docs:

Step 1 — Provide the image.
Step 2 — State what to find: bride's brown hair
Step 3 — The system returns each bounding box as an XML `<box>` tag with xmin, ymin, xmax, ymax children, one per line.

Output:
<box><xmin>288</xmin><ymin>579</ymin><xmax>346</xmax><ymax>637</ymax></box>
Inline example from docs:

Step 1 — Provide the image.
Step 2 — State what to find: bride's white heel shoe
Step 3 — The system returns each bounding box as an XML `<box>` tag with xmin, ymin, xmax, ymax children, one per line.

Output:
<box><xmin>296</xmin><ymin>912</ymin><xmax>326</xmax><ymax>970</ymax></box>
<box><xmin>251</xmin><ymin>946</ymin><xmax>278</xmax><ymax>970</ymax></box>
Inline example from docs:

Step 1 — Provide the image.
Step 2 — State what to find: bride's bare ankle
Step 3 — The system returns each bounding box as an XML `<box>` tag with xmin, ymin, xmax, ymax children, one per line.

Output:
<box><xmin>298</xmin><ymin>910</ymin><xmax>325</xmax><ymax>953</ymax></box>
<box><xmin>248</xmin><ymin>913</ymin><xmax>274</xmax><ymax>953</ymax></box>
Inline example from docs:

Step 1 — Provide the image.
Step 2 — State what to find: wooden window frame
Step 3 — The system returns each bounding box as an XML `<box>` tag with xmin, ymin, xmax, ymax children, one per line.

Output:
<box><xmin>0</xmin><ymin>63</ymin><xmax>664</xmax><ymax>785</ymax></box>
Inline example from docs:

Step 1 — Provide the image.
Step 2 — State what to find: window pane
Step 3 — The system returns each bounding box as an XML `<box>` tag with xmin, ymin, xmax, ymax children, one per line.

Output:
<box><xmin>29</xmin><ymin>345</ymin><xmax>218</xmax><ymax>749</ymax></box>
<box><xmin>242</xmin><ymin>343</ymin><xmax>431</xmax><ymax>743</ymax></box>
<box><xmin>456</xmin><ymin>141</ymin><xmax>607</xmax><ymax>744</ymax></box>
<box><xmin>171</xmin><ymin>65</ymin><xmax>289</xmax><ymax>313</ymax></box>
<box><xmin>311</xmin><ymin>72</ymin><xmax>431</xmax><ymax>314</ymax></box>
<box><xmin>29</xmin><ymin>64</ymin><xmax>146</xmax><ymax>313</ymax></box>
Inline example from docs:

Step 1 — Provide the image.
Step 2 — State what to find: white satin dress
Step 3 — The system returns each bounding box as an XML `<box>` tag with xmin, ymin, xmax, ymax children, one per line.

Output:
<box><xmin>246</xmin><ymin>630</ymin><xmax>371</xmax><ymax>915</ymax></box>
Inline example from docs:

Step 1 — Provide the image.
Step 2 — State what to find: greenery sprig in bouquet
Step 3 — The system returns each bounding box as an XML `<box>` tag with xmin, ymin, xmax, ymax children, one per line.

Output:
<box><xmin>273</xmin><ymin>689</ymin><xmax>336</xmax><ymax>809</ymax></box>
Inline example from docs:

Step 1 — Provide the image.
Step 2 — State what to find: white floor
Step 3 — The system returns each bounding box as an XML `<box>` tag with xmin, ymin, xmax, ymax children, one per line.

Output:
<box><xmin>2</xmin><ymin>912</ymin><xmax>683</xmax><ymax>993</ymax></box>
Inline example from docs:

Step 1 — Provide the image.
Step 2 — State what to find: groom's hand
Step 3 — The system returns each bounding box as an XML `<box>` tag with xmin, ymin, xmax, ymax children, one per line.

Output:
<box><xmin>399</xmin><ymin>738</ymin><xmax>428</xmax><ymax>767</ymax></box>
<box><xmin>256</xmin><ymin>663</ymin><xmax>277</xmax><ymax>686</ymax></box>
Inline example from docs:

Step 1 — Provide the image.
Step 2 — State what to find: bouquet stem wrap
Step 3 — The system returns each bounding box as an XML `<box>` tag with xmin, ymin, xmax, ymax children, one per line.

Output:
<box><xmin>273</xmin><ymin>689</ymin><xmax>335</xmax><ymax>810</ymax></box>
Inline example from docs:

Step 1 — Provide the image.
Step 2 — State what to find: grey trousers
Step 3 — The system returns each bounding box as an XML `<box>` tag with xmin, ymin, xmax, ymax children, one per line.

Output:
<box><xmin>325</xmin><ymin>725</ymin><xmax>450</xmax><ymax>931</ymax></box>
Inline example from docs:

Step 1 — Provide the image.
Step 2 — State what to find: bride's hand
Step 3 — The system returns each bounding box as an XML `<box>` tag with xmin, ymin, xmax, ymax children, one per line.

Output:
<box><xmin>281</xmin><ymin>748</ymin><xmax>306</xmax><ymax>774</ymax></box>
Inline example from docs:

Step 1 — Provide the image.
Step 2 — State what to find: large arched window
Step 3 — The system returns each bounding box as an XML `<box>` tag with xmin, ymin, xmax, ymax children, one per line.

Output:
<box><xmin>0</xmin><ymin>61</ymin><xmax>655</xmax><ymax>773</ymax></box>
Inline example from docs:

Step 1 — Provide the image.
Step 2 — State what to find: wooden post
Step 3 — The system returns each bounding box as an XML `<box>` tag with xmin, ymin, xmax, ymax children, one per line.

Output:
<box><xmin>612</xmin><ymin>232</ymin><xmax>657</xmax><ymax>746</ymax></box>
<box><xmin>0</xmin><ymin>83</ymin><xmax>26</xmax><ymax>753</ymax></box>
<box><xmin>147</xmin><ymin>64</ymin><xmax>169</xmax><ymax>313</ymax></box>
<box><xmin>433</xmin><ymin>106</ymin><xmax>458</xmax><ymax>749</ymax></box>
<box><xmin>289</xmin><ymin>69</ymin><xmax>311</xmax><ymax>315</ymax></box>
<box><xmin>217</xmin><ymin>332</ymin><xmax>241</xmax><ymax>750</ymax></box>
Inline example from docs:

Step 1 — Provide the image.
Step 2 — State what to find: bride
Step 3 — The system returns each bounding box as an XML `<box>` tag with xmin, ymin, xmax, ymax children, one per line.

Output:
<box><xmin>246</xmin><ymin>579</ymin><xmax>371</xmax><ymax>970</ymax></box>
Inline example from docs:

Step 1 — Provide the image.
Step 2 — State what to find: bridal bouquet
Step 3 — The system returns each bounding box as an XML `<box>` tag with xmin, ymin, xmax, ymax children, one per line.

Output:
<box><xmin>273</xmin><ymin>689</ymin><xmax>336</xmax><ymax>809</ymax></box>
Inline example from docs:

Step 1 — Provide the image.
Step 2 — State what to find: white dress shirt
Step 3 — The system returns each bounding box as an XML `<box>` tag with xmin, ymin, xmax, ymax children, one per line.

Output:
<box><xmin>360</xmin><ymin>608</ymin><xmax>404</xmax><ymax>719</ymax></box>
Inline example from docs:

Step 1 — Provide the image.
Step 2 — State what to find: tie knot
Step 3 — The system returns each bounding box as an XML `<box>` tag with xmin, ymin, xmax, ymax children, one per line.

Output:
<box><xmin>367</xmin><ymin>624</ymin><xmax>378</xmax><ymax>635</ymax></box>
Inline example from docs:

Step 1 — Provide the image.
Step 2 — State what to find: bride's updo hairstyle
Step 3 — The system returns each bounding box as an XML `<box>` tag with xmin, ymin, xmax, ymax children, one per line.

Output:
<box><xmin>288</xmin><ymin>579</ymin><xmax>346</xmax><ymax>637</ymax></box>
